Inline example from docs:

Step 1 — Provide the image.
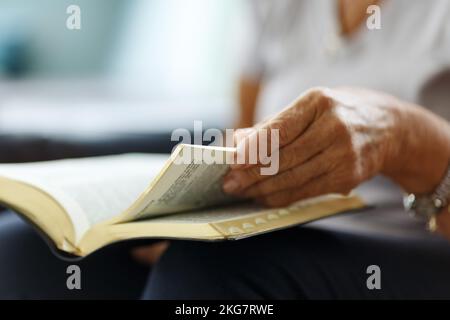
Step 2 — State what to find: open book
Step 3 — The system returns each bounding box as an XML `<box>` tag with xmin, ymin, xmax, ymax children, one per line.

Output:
<box><xmin>0</xmin><ymin>144</ymin><xmax>365</xmax><ymax>257</ymax></box>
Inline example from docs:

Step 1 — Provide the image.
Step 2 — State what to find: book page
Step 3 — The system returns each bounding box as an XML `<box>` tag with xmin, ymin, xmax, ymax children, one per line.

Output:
<box><xmin>118</xmin><ymin>144</ymin><xmax>236</xmax><ymax>222</ymax></box>
<box><xmin>145</xmin><ymin>202</ymin><xmax>260</xmax><ymax>223</ymax></box>
<box><xmin>142</xmin><ymin>194</ymin><xmax>356</xmax><ymax>224</ymax></box>
<box><xmin>78</xmin><ymin>193</ymin><xmax>364</xmax><ymax>256</ymax></box>
<box><xmin>141</xmin><ymin>194</ymin><xmax>365</xmax><ymax>237</ymax></box>
<box><xmin>0</xmin><ymin>154</ymin><xmax>167</xmax><ymax>240</ymax></box>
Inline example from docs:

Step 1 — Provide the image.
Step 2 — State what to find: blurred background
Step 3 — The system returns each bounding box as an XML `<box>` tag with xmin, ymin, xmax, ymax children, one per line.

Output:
<box><xmin>0</xmin><ymin>0</ymin><xmax>247</xmax><ymax>160</ymax></box>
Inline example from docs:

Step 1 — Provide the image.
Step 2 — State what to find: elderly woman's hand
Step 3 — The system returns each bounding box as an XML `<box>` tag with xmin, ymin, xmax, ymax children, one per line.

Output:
<box><xmin>223</xmin><ymin>87</ymin><xmax>450</xmax><ymax>208</ymax></box>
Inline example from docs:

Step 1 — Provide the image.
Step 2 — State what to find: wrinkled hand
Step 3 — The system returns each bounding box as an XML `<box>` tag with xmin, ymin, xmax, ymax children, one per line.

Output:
<box><xmin>223</xmin><ymin>87</ymin><xmax>402</xmax><ymax>207</ymax></box>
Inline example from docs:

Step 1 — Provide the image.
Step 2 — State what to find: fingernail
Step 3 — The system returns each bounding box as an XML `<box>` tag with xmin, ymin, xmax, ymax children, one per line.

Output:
<box><xmin>223</xmin><ymin>179</ymin><xmax>240</xmax><ymax>194</ymax></box>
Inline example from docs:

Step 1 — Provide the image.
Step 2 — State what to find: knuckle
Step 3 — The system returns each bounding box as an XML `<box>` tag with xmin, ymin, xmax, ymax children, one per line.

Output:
<box><xmin>266</xmin><ymin>118</ymin><xmax>288</xmax><ymax>143</ymax></box>
<box><xmin>332</xmin><ymin>117</ymin><xmax>351</xmax><ymax>139</ymax></box>
<box><xmin>305</xmin><ymin>86</ymin><xmax>328</xmax><ymax>99</ymax></box>
<box><xmin>307</xmin><ymin>87</ymin><xmax>334</xmax><ymax>109</ymax></box>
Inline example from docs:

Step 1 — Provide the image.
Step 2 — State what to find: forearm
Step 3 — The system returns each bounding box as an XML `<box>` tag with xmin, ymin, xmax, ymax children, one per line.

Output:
<box><xmin>236</xmin><ymin>77</ymin><xmax>261</xmax><ymax>128</ymax></box>
<box><xmin>224</xmin><ymin>86</ymin><xmax>450</xmax><ymax>211</ymax></box>
<box><xmin>382</xmin><ymin>99</ymin><xmax>450</xmax><ymax>195</ymax></box>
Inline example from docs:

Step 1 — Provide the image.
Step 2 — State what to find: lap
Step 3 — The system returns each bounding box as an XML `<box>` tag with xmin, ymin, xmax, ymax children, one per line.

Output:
<box><xmin>0</xmin><ymin>211</ymin><xmax>149</xmax><ymax>299</ymax></box>
<box><xmin>3</xmin><ymin>176</ymin><xmax>450</xmax><ymax>299</ymax></box>
<box><xmin>145</xmin><ymin>212</ymin><xmax>450</xmax><ymax>299</ymax></box>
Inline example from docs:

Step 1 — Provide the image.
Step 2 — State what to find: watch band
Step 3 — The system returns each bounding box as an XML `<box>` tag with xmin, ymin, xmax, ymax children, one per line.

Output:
<box><xmin>433</xmin><ymin>165</ymin><xmax>450</xmax><ymax>209</ymax></box>
<box><xmin>404</xmin><ymin>163</ymin><xmax>450</xmax><ymax>230</ymax></box>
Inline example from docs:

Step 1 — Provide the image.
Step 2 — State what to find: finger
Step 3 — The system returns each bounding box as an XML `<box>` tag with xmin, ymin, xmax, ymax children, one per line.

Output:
<box><xmin>232</xmin><ymin>127</ymin><xmax>271</xmax><ymax>169</ymax></box>
<box><xmin>232</xmin><ymin>88</ymin><xmax>327</xmax><ymax>169</ymax></box>
<box><xmin>223</xmin><ymin>116</ymin><xmax>338</xmax><ymax>193</ymax></box>
<box><xmin>233</xmin><ymin>128</ymin><xmax>255</xmax><ymax>146</ymax></box>
<box><xmin>241</xmin><ymin>148</ymin><xmax>334</xmax><ymax>197</ymax></box>
<box><xmin>257</xmin><ymin>173</ymin><xmax>335</xmax><ymax>207</ymax></box>
<box><xmin>132</xmin><ymin>241</ymin><xmax>170</xmax><ymax>266</ymax></box>
<box><xmin>230</xmin><ymin>124</ymin><xmax>267</xmax><ymax>168</ymax></box>
<box><xmin>261</xmin><ymin>88</ymin><xmax>329</xmax><ymax>147</ymax></box>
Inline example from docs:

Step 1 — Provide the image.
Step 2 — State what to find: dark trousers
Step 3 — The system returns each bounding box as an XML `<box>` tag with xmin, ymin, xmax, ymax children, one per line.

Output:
<box><xmin>0</xmin><ymin>211</ymin><xmax>148</xmax><ymax>299</ymax></box>
<box><xmin>1</xmin><ymin>204</ymin><xmax>450</xmax><ymax>299</ymax></box>
<box><xmin>0</xmin><ymin>176</ymin><xmax>448</xmax><ymax>299</ymax></box>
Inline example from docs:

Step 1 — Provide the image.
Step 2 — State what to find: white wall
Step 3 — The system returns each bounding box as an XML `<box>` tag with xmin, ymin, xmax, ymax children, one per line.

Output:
<box><xmin>110</xmin><ymin>0</ymin><xmax>243</xmax><ymax>102</ymax></box>
<box><xmin>0</xmin><ymin>0</ymin><xmax>125</xmax><ymax>76</ymax></box>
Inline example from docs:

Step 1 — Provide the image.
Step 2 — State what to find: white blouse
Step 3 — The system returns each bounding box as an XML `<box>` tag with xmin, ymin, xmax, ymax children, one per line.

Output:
<box><xmin>241</xmin><ymin>0</ymin><xmax>450</xmax><ymax>121</ymax></box>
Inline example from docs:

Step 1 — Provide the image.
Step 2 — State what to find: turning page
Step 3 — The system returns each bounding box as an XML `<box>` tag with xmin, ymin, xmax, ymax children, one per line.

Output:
<box><xmin>117</xmin><ymin>144</ymin><xmax>237</xmax><ymax>222</ymax></box>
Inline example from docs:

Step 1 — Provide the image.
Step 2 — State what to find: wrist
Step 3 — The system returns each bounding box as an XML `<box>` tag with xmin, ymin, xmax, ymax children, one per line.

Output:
<box><xmin>382</xmin><ymin>101</ymin><xmax>450</xmax><ymax>194</ymax></box>
<box><xmin>379</xmin><ymin>96</ymin><xmax>413</xmax><ymax>180</ymax></box>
